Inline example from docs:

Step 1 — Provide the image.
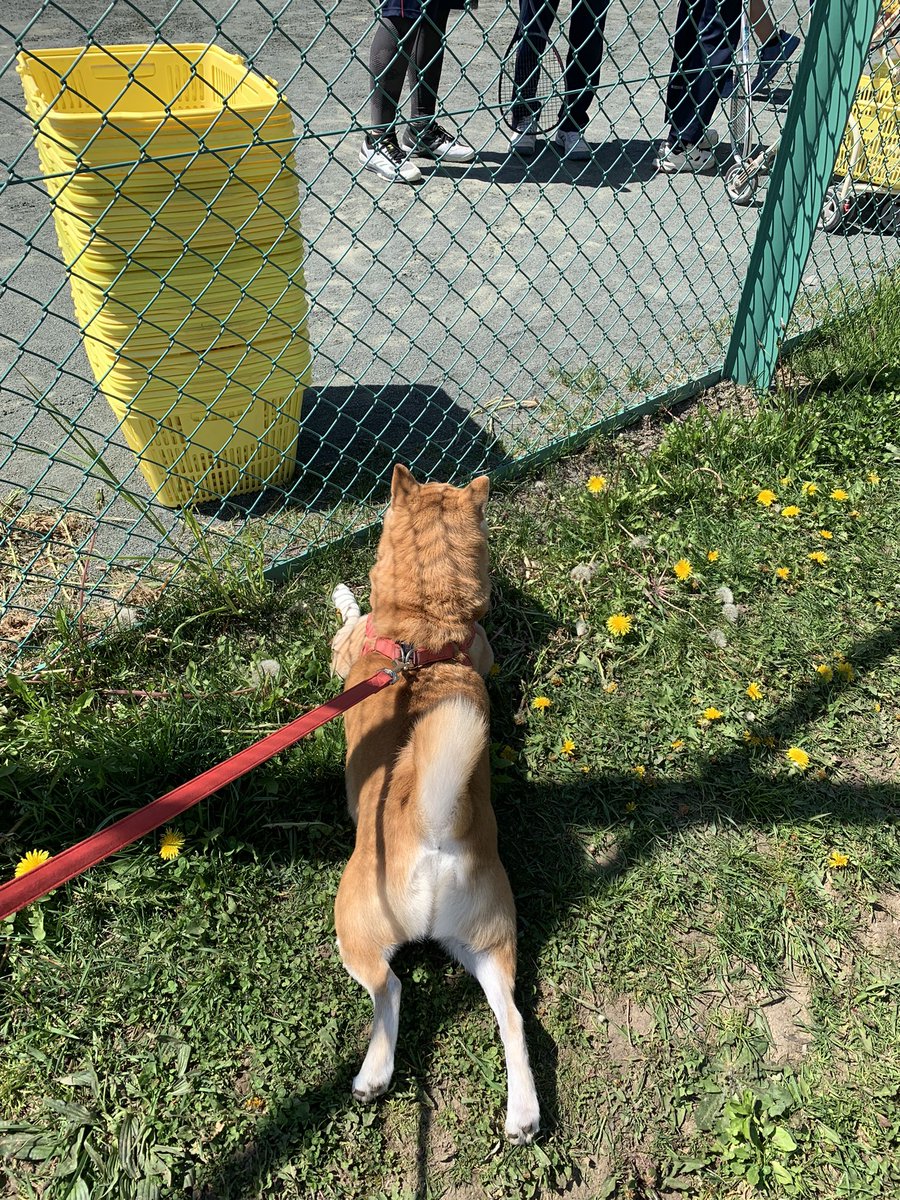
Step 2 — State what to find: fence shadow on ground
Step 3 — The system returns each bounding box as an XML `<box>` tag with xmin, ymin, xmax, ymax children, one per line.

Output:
<box><xmin>458</xmin><ymin>137</ymin><xmax>659</xmax><ymax>189</ymax></box>
<box><xmin>201</xmin><ymin>383</ymin><xmax>512</xmax><ymax>521</ymax></box>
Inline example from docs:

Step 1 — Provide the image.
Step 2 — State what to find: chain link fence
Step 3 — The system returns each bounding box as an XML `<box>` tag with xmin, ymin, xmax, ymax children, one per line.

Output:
<box><xmin>1</xmin><ymin>0</ymin><xmax>898</xmax><ymax>667</ymax></box>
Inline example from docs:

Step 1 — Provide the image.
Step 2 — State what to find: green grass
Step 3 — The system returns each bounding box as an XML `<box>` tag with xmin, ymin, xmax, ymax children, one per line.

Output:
<box><xmin>1</xmin><ymin>281</ymin><xmax>899</xmax><ymax>1199</ymax></box>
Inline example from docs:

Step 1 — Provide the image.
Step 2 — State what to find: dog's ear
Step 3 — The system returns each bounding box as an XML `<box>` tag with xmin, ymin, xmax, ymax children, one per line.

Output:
<box><xmin>391</xmin><ymin>463</ymin><xmax>419</xmax><ymax>505</ymax></box>
<box><xmin>468</xmin><ymin>474</ymin><xmax>490</xmax><ymax>515</ymax></box>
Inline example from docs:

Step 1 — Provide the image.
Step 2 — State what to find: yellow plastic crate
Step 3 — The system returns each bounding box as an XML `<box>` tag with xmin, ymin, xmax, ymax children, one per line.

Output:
<box><xmin>834</xmin><ymin>73</ymin><xmax>900</xmax><ymax>190</ymax></box>
<box><xmin>18</xmin><ymin>42</ymin><xmax>309</xmax><ymax>507</ymax></box>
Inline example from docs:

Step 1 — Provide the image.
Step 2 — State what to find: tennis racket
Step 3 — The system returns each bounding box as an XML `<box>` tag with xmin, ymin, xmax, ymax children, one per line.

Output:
<box><xmin>498</xmin><ymin>28</ymin><xmax>566</xmax><ymax>133</ymax></box>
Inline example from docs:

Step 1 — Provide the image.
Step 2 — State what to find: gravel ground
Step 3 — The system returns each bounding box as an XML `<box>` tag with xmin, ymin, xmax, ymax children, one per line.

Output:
<box><xmin>0</xmin><ymin>0</ymin><xmax>897</xmax><ymax>624</ymax></box>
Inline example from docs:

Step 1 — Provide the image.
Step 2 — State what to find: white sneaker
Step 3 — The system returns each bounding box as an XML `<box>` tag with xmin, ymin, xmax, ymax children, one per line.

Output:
<box><xmin>399</xmin><ymin>122</ymin><xmax>474</xmax><ymax>163</ymax></box>
<box><xmin>654</xmin><ymin>130</ymin><xmax>719</xmax><ymax>174</ymax></box>
<box><xmin>509</xmin><ymin>118</ymin><xmax>537</xmax><ymax>156</ymax></box>
<box><xmin>359</xmin><ymin>134</ymin><xmax>423</xmax><ymax>183</ymax></box>
<box><xmin>553</xmin><ymin>129</ymin><xmax>590</xmax><ymax>159</ymax></box>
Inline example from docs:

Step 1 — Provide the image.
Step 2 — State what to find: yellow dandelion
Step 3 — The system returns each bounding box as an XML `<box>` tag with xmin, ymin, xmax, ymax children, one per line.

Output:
<box><xmin>632</xmin><ymin>765</ymin><xmax>646</xmax><ymax>779</ymax></box>
<box><xmin>670</xmin><ymin>739</ymin><xmax>685</xmax><ymax>750</ymax></box>
<box><xmin>831</xmin><ymin>488</ymin><xmax>849</xmax><ymax>502</ymax></box>
<box><xmin>816</xmin><ymin>664</ymin><xmax>833</xmax><ymax>681</ymax></box>
<box><xmin>561</xmin><ymin>738</ymin><xmax>576</xmax><ymax>756</ymax></box>
<box><xmin>746</xmin><ymin>682</ymin><xmax>763</xmax><ymax>701</ymax></box>
<box><xmin>532</xmin><ymin>696</ymin><xmax>552</xmax><ymax>711</ymax></box>
<box><xmin>827</xmin><ymin>850</ymin><xmax>849</xmax><ymax>870</ymax></box>
<box><xmin>780</xmin><ymin>476</ymin><xmax>792</xmax><ymax>487</ymax></box>
<box><xmin>244</xmin><ymin>1096</ymin><xmax>265</xmax><ymax>1111</ymax></box>
<box><xmin>580</xmin><ymin>765</ymin><xmax>591</xmax><ymax>774</ymax></box>
<box><xmin>707</xmin><ymin>550</ymin><xmax>720</xmax><ymax>562</ymax></box>
<box><xmin>808</xmin><ymin>551</ymin><xmax>829</xmax><ymax>565</ymax></box>
<box><xmin>604</xmin><ymin>680</ymin><xmax>619</xmax><ymax>694</ymax></box>
<box><xmin>586</xmin><ymin>475</ymin><xmax>607</xmax><ymax>494</ymax></box>
<box><xmin>867</xmin><ymin>472</ymin><xmax>880</xmax><ymax>485</ymax></box>
<box><xmin>702</xmin><ymin>707</ymin><xmax>723</xmax><ymax>721</ymax></box>
<box><xmin>836</xmin><ymin>661</ymin><xmax>855</xmax><ymax>682</ymax></box>
<box><xmin>489</xmin><ymin>663</ymin><xmax>501</xmax><ymax>677</ymax></box>
<box><xmin>757</xmin><ymin>489</ymin><xmax>777</xmax><ymax>507</ymax></box>
<box><xmin>818</xmin><ymin>530</ymin><xmax>833</xmax><ymax>539</ymax></box>
<box><xmin>673</xmin><ymin>558</ymin><xmax>692</xmax><ymax>581</ymax></box>
<box><xmin>786</xmin><ymin>747</ymin><xmax>810</xmax><ymax>770</ymax></box>
<box><xmin>849</xmin><ymin>510</ymin><xmax>860</xmax><ymax>519</ymax></box>
<box><xmin>624</xmin><ymin>800</ymin><xmax>637</xmax><ymax>813</ymax></box>
<box><xmin>13</xmin><ymin>849</ymin><xmax>51</xmax><ymax>878</ymax></box>
<box><xmin>781</xmin><ymin>505</ymin><xmax>800</xmax><ymax>519</ymax></box>
<box><xmin>775</xmin><ymin>566</ymin><xmax>791</xmax><ymax>580</ymax></box>
<box><xmin>801</xmin><ymin>482</ymin><xmax>818</xmax><ymax>496</ymax></box>
<box><xmin>606</xmin><ymin>613</ymin><xmax>633</xmax><ymax>637</ymax></box>
<box><xmin>159</xmin><ymin>829</ymin><xmax>185</xmax><ymax>861</ymax></box>
<box><xmin>873</xmin><ymin>702</ymin><xmax>882</xmax><ymax>713</ymax></box>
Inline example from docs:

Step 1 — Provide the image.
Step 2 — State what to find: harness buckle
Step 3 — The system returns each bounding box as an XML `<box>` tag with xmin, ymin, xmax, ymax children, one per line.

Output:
<box><xmin>395</xmin><ymin>642</ymin><xmax>417</xmax><ymax>669</ymax></box>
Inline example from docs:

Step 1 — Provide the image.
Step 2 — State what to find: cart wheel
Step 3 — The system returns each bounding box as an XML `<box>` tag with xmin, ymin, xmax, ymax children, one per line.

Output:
<box><xmin>726</xmin><ymin>163</ymin><xmax>756</xmax><ymax>206</ymax></box>
<box><xmin>819</xmin><ymin>186</ymin><xmax>845</xmax><ymax>232</ymax></box>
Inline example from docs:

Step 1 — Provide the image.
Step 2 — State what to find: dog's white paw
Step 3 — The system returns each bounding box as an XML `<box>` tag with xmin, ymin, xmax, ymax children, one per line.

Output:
<box><xmin>351</xmin><ymin>1071</ymin><xmax>391</xmax><ymax>1103</ymax></box>
<box><xmin>332</xmin><ymin>583</ymin><xmax>360</xmax><ymax>624</ymax></box>
<box><xmin>505</xmin><ymin>1098</ymin><xmax>540</xmax><ymax>1145</ymax></box>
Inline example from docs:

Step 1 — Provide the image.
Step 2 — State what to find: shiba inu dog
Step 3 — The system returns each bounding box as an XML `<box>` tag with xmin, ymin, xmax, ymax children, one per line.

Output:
<box><xmin>329</xmin><ymin>465</ymin><xmax>539</xmax><ymax>1143</ymax></box>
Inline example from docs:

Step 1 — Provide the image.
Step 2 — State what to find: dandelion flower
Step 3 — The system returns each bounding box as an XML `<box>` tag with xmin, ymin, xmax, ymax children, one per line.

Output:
<box><xmin>757</xmin><ymin>489</ymin><xmax>777</xmax><ymax>507</ymax></box>
<box><xmin>780</xmin><ymin>476</ymin><xmax>792</xmax><ymax>487</ymax></box>
<box><xmin>670</xmin><ymin>739</ymin><xmax>684</xmax><ymax>750</ymax></box>
<box><xmin>707</xmin><ymin>550</ymin><xmax>720</xmax><ymax>562</ymax></box>
<box><xmin>801</xmin><ymin>482</ymin><xmax>818</xmax><ymax>496</ymax></box>
<box><xmin>532</xmin><ymin>696</ymin><xmax>552</xmax><ymax>711</ymax></box>
<box><xmin>827</xmin><ymin>850</ymin><xmax>849</xmax><ymax>869</ymax></box>
<box><xmin>816</xmin><ymin>664</ymin><xmax>833</xmax><ymax>681</ymax></box>
<box><xmin>13</xmin><ymin>849</ymin><xmax>51</xmax><ymax>878</ymax></box>
<box><xmin>831</xmin><ymin>488</ymin><xmax>849</xmax><ymax>502</ymax></box>
<box><xmin>775</xmin><ymin>567</ymin><xmax>791</xmax><ymax>580</ymax></box>
<box><xmin>849</xmin><ymin>510</ymin><xmax>860</xmax><ymax>519</ymax></box>
<box><xmin>746</xmin><ymin>682</ymin><xmax>763</xmax><ymax>701</ymax></box>
<box><xmin>604</xmin><ymin>680</ymin><xmax>619</xmax><ymax>694</ymax></box>
<box><xmin>244</xmin><ymin>1097</ymin><xmax>265</xmax><ymax>1111</ymax></box>
<box><xmin>561</xmin><ymin>738</ymin><xmax>576</xmax><ymax>756</ymax></box>
<box><xmin>808</xmin><ymin>551</ymin><xmax>828</xmax><ymax>564</ymax></box>
<box><xmin>674</xmin><ymin>558</ymin><xmax>692</xmax><ymax>581</ymax></box>
<box><xmin>624</xmin><ymin>800</ymin><xmax>637</xmax><ymax>813</ymax></box>
<box><xmin>836</xmin><ymin>661</ymin><xmax>855</xmax><ymax>682</ymax></box>
<box><xmin>867</xmin><ymin>472</ymin><xmax>880</xmax><ymax>485</ymax></box>
<box><xmin>159</xmin><ymin>829</ymin><xmax>185</xmax><ymax>861</ymax></box>
<box><xmin>819</xmin><ymin>530</ymin><xmax>833</xmax><ymax>539</ymax></box>
<box><xmin>489</xmin><ymin>663</ymin><xmax>501</xmax><ymax>677</ymax></box>
<box><xmin>632</xmin><ymin>765</ymin><xmax>646</xmax><ymax>779</ymax></box>
<box><xmin>586</xmin><ymin>475</ymin><xmax>607</xmax><ymax>494</ymax></box>
<box><xmin>702</xmin><ymin>707</ymin><xmax>723</xmax><ymax>721</ymax></box>
<box><xmin>786</xmin><ymin>746</ymin><xmax>810</xmax><ymax>770</ymax></box>
<box><xmin>606</xmin><ymin>612</ymin><xmax>633</xmax><ymax>637</ymax></box>
<box><xmin>781</xmin><ymin>505</ymin><xmax>800</xmax><ymax>519</ymax></box>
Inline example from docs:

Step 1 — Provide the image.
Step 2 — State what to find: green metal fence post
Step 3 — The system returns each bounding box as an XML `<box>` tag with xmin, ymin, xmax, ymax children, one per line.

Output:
<box><xmin>723</xmin><ymin>0</ymin><xmax>883</xmax><ymax>390</ymax></box>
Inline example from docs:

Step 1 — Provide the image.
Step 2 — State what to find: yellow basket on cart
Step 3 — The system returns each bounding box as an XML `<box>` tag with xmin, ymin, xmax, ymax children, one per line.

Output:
<box><xmin>834</xmin><ymin>71</ymin><xmax>900</xmax><ymax>190</ymax></box>
<box><xmin>17</xmin><ymin>42</ymin><xmax>310</xmax><ymax>507</ymax></box>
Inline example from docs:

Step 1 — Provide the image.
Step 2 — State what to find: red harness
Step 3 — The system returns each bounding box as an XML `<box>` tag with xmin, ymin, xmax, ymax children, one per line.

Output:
<box><xmin>361</xmin><ymin>614</ymin><xmax>475</xmax><ymax>669</ymax></box>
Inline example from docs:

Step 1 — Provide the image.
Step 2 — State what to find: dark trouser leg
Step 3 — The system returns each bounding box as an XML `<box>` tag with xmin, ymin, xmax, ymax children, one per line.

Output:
<box><xmin>369</xmin><ymin>15</ymin><xmax>415</xmax><ymax>134</ymax></box>
<box><xmin>408</xmin><ymin>0</ymin><xmax>452</xmax><ymax>124</ymax></box>
<box><xmin>512</xmin><ymin>0</ymin><xmax>561</xmax><ymax>126</ymax></box>
<box><xmin>557</xmin><ymin>0</ymin><xmax>610</xmax><ymax>132</ymax></box>
<box><xmin>666</xmin><ymin>0</ymin><xmax>741</xmax><ymax>147</ymax></box>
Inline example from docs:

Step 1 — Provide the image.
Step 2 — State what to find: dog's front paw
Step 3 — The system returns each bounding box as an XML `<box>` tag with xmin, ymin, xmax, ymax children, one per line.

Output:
<box><xmin>351</xmin><ymin>1070</ymin><xmax>391</xmax><ymax>1103</ymax></box>
<box><xmin>505</xmin><ymin>1098</ymin><xmax>540</xmax><ymax>1145</ymax></box>
<box><xmin>332</xmin><ymin>583</ymin><xmax>360</xmax><ymax>624</ymax></box>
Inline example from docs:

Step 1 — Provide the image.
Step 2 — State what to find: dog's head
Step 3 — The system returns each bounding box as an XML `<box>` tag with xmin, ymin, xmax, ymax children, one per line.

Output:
<box><xmin>369</xmin><ymin>465</ymin><xmax>491</xmax><ymax>639</ymax></box>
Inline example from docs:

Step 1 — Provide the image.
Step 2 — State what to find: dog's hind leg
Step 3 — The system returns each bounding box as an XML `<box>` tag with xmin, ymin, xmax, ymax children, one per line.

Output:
<box><xmin>446</xmin><ymin>939</ymin><xmax>540</xmax><ymax>1144</ymax></box>
<box><xmin>338</xmin><ymin>933</ymin><xmax>401</xmax><ymax>1102</ymax></box>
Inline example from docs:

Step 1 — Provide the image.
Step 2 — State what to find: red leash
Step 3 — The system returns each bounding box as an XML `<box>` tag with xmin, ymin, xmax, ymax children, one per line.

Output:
<box><xmin>0</xmin><ymin>669</ymin><xmax>396</xmax><ymax>920</ymax></box>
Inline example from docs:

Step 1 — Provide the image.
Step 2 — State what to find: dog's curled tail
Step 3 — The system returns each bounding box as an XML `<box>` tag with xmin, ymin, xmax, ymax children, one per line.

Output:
<box><xmin>408</xmin><ymin>698</ymin><xmax>488</xmax><ymax>842</ymax></box>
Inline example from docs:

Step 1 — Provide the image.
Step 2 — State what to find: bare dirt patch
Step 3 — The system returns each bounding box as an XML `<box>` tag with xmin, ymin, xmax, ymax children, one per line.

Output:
<box><xmin>860</xmin><ymin>893</ymin><xmax>900</xmax><ymax>960</ymax></box>
<box><xmin>759</xmin><ymin>967</ymin><xmax>814</xmax><ymax>1065</ymax></box>
<box><xmin>603</xmin><ymin>996</ymin><xmax>656</xmax><ymax>1066</ymax></box>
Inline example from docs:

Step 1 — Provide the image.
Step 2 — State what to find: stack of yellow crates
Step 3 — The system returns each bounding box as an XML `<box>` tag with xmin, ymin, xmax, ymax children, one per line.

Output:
<box><xmin>18</xmin><ymin>43</ymin><xmax>310</xmax><ymax>506</ymax></box>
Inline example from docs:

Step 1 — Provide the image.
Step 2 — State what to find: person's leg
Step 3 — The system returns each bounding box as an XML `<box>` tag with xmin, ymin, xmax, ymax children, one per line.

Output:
<box><xmin>513</xmin><ymin>0</ymin><xmax>559</xmax><ymax>125</ymax></box>
<box><xmin>747</xmin><ymin>0</ymin><xmax>775</xmax><ymax>46</ymax></box>
<box><xmin>666</xmin><ymin>0</ymin><xmax>740</xmax><ymax>148</ymax></box>
<box><xmin>361</xmin><ymin>7</ymin><xmax>424</xmax><ymax>182</ymax></box>
<box><xmin>400</xmin><ymin>0</ymin><xmax>474</xmax><ymax>160</ymax></box>
<box><xmin>556</xmin><ymin>0</ymin><xmax>611</xmax><ymax>133</ymax></box>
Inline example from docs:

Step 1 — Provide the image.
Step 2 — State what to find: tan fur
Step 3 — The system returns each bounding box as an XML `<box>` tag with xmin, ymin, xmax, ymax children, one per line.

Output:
<box><xmin>330</xmin><ymin>465</ymin><xmax>540</xmax><ymax>1143</ymax></box>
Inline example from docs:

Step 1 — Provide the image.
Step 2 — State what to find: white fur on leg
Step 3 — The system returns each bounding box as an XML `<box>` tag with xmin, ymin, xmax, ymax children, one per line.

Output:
<box><xmin>446</xmin><ymin>941</ymin><xmax>540</xmax><ymax>1143</ymax></box>
<box><xmin>350</xmin><ymin>970</ymin><xmax>401</xmax><ymax>1102</ymax></box>
<box><xmin>332</xmin><ymin>583</ymin><xmax>361</xmax><ymax>624</ymax></box>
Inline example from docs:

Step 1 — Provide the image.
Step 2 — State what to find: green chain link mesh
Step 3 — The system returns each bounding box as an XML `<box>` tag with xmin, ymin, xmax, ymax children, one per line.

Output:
<box><xmin>1</xmin><ymin>0</ymin><xmax>898</xmax><ymax>668</ymax></box>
